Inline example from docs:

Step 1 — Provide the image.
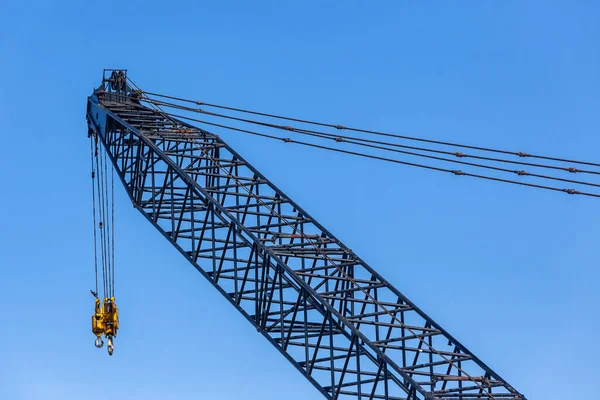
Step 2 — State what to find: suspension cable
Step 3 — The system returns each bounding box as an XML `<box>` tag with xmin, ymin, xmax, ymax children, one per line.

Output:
<box><xmin>138</xmin><ymin>97</ymin><xmax>600</xmax><ymax>189</ymax></box>
<box><xmin>158</xmin><ymin>110</ymin><xmax>600</xmax><ymax>199</ymax></box>
<box><xmin>115</xmin><ymin>86</ymin><xmax>600</xmax><ymax>199</ymax></box>
<box><xmin>127</xmin><ymin>94</ymin><xmax>600</xmax><ymax>176</ymax></box>
<box><xmin>140</xmin><ymin>90</ymin><xmax>600</xmax><ymax>168</ymax></box>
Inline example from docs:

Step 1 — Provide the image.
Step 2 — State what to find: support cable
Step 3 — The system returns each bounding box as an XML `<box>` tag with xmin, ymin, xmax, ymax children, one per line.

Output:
<box><xmin>140</xmin><ymin>90</ymin><xmax>600</xmax><ymax>168</ymax></box>
<box><xmin>160</xmin><ymin>110</ymin><xmax>600</xmax><ymax>199</ymax></box>
<box><xmin>132</xmin><ymin>95</ymin><xmax>600</xmax><ymax>176</ymax></box>
<box><xmin>114</xmin><ymin>89</ymin><xmax>600</xmax><ymax>197</ymax></box>
<box><xmin>141</xmin><ymin>98</ymin><xmax>600</xmax><ymax>189</ymax></box>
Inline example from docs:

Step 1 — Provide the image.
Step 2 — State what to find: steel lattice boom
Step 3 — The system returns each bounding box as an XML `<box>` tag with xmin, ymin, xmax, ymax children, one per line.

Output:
<box><xmin>86</xmin><ymin>70</ymin><xmax>525</xmax><ymax>400</ymax></box>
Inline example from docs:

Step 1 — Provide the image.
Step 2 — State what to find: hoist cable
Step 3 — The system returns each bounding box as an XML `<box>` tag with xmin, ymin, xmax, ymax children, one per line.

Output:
<box><xmin>111</xmin><ymin>165</ymin><xmax>115</xmax><ymax>298</ymax></box>
<box><xmin>90</xmin><ymin>135</ymin><xmax>116</xmax><ymax>299</ymax></box>
<box><xmin>95</xmin><ymin>143</ymin><xmax>108</xmax><ymax>298</ymax></box>
<box><xmin>137</xmin><ymin>97</ymin><xmax>600</xmax><ymax>189</ymax></box>
<box><xmin>140</xmin><ymin>90</ymin><xmax>600</xmax><ymax>168</ymax></box>
<box><xmin>101</xmin><ymin>146</ymin><xmax>110</xmax><ymax>298</ymax></box>
<box><xmin>160</xmin><ymin>110</ymin><xmax>600</xmax><ymax>198</ymax></box>
<box><xmin>90</xmin><ymin>138</ymin><xmax>99</xmax><ymax>296</ymax></box>
<box><xmin>104</xmin><ymin>146</ymin><xmax>113</xmax><ymax>299</ymax></box>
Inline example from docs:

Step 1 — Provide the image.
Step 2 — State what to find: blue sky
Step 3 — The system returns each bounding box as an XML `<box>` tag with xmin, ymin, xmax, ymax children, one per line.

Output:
<box><xmin>1</xmin><ymin>1</ymin><xmax>599</xmax><ymax>399</ymax></box>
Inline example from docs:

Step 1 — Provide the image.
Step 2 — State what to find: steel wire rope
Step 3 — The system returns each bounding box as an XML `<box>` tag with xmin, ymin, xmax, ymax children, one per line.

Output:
<box><xmin>90</xmin><ymin>138</ymin><xmax>99</xmax><ymax>296</ymax></box>
<box><xmin>103</xmin><ymin>147</ymin><xmax>113</xmax><ymax>298</ymax></box>
<box><xmin>156</xmin><ymin>110</ymin><xmax>600</xmax><ymax>199</ymax></box>
<box><xmin>141</xmin><ymin>90</ymin><xmax>600</xmax><ymax>168</ymax></box>
<box><xmin>142</xmin><ymin>99</ymin><xmax>600</xmax><ymax>175</ymax></box>
<box><xmin>95</xmin><ymin>142</ymin><xmax>108</xmax><ymax>298</ymax></box>
<box><xmin>111</xmin><ymin>164</ymin><xmax>115</xmax><ymax>298</ymax></box>
<box><xmin>125</xmin><ymin>80</ymin><xmax>508</xmax><ymax>397</ymax></box>
<box><xmin>140</xmin><ymin>96</ymin><xmax>600</xmax><ymax>176</ymax></box>
<box><xmin>102</xmin><ymin>145</ymin><xmax>112</xmax><ymax>298</ymax></box>
<box><xmin>136</xmin><ymin>98</ymin><xmax>600</xmax><ymax>189</ymax></box>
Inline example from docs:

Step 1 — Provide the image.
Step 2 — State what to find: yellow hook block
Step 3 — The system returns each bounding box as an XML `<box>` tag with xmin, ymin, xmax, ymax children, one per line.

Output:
<box><xmin>91</xmin><ymin>297</ymin><xmax>119</xmax><ymax>355</ymax></box>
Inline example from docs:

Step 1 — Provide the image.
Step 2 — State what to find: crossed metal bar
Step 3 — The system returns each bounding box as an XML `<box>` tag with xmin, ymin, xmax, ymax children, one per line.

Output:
<box><xmin>86</xmin><ymin>78</ymin><xmax>525</xmax><ymax>400</ymax></box>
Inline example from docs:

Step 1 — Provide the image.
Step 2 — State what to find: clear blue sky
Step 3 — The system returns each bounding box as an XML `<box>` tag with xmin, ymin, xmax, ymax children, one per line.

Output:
<box><xmin>1</xmin><ymin>1</ymin><xmax>599</xmax><ymax>399</ymax></box>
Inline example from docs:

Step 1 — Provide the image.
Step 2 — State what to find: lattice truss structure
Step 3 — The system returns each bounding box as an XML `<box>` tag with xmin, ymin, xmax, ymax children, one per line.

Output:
<box><xmin>86</xmin><ymin>71</ymin><xmax>525</xmax><ymax>400</ymax></box>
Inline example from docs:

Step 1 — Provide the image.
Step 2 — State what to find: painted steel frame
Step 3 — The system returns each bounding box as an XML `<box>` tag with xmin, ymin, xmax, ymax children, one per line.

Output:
<box><xmin>85</xmin><ymin>71</ymin><xmax>525</xmax><ymax>400</ymax></box>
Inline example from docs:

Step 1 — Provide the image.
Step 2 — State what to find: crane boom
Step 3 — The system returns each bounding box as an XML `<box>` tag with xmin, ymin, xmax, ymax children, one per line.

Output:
<box><xmin>86</xmin><ymin>70</ymin><xmax>525</xmax><ymax>400</ymax></box>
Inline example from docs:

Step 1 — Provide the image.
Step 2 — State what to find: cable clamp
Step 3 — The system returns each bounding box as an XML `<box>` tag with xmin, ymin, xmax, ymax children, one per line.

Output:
<box><xmin>282</xmin><ymin>137</ymin><xmax>292</xmax><ymax>143</ymax></box>
<box><xmin>453</xmin><ymin>152</ymin><xmax>466</xmax><ymax>158</ymax></box>
<box><xmin>517</xmin><ymin>152</ymin><xmax>530</xmax><ymax>158</ymax></box>
<box><xmin>451</xmin><ymin>170</ymin><xmax>465</xmax><ymax>176</ymax></box>
<box><xmin>335</xmin><ymin>125</ymin><xmax>345</xmax><ymax>130</ymax></box>
<box><xmin>567</xmin><ymin>167</ymin><xmax>580</xmax><ymax>173</ymax></box>
<box><xmin>334</xmin><ymin>137</ymin><xmax>344</xmax><ymax>143</ymax></box>
<box><xmin>283</xmin><ymin>126</ymin><xmax>293</xmax><ymax>131</ymax></box>
<box><xmin>563</xmin><ymin>188</ymin><xmax>578</xmax><ymax>195</ymax></box>
<box><xmin>516</xmin><ymin>170</ymin><xmax>529</xmax><ymax>176</ymax></box>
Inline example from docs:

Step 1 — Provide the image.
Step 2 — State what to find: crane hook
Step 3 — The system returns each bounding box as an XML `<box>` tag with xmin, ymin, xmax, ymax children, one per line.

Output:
<box><xmin>95</xmin><ymin>337</ymin><xmax>104</xmax><ymax>348</ymax></box>
<box><xmin>107</xmin><ymin>336</ymin><xmax>114</xmax><ymax>356</ymax></box>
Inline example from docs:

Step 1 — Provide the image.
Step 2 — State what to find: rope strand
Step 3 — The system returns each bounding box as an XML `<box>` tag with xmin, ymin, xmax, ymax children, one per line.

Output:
<box><xmin>140</xmin><ymin>89</ymin><xmax>600</xmax><ymax>168</ymax></box>
<box><xmin>137</xmin><ymin>95</ymin><xmax>600</xmax><ymax>176</ymax></box>
<box><xmin>160</xmin><ymin>110</ymin><xmax>600</xmax><ymax>199</ymax></box>
<box><xmin>90</xmin><ymin>138</ymin><xmax>99</xmax><ymax>296</ymax></box>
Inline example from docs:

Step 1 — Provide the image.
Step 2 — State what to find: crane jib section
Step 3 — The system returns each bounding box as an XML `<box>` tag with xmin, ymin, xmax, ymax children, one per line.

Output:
<box><xmin>86</xmin><ymin>78</ymin><xmax>525</xmax><ymax>400</ymax></box>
